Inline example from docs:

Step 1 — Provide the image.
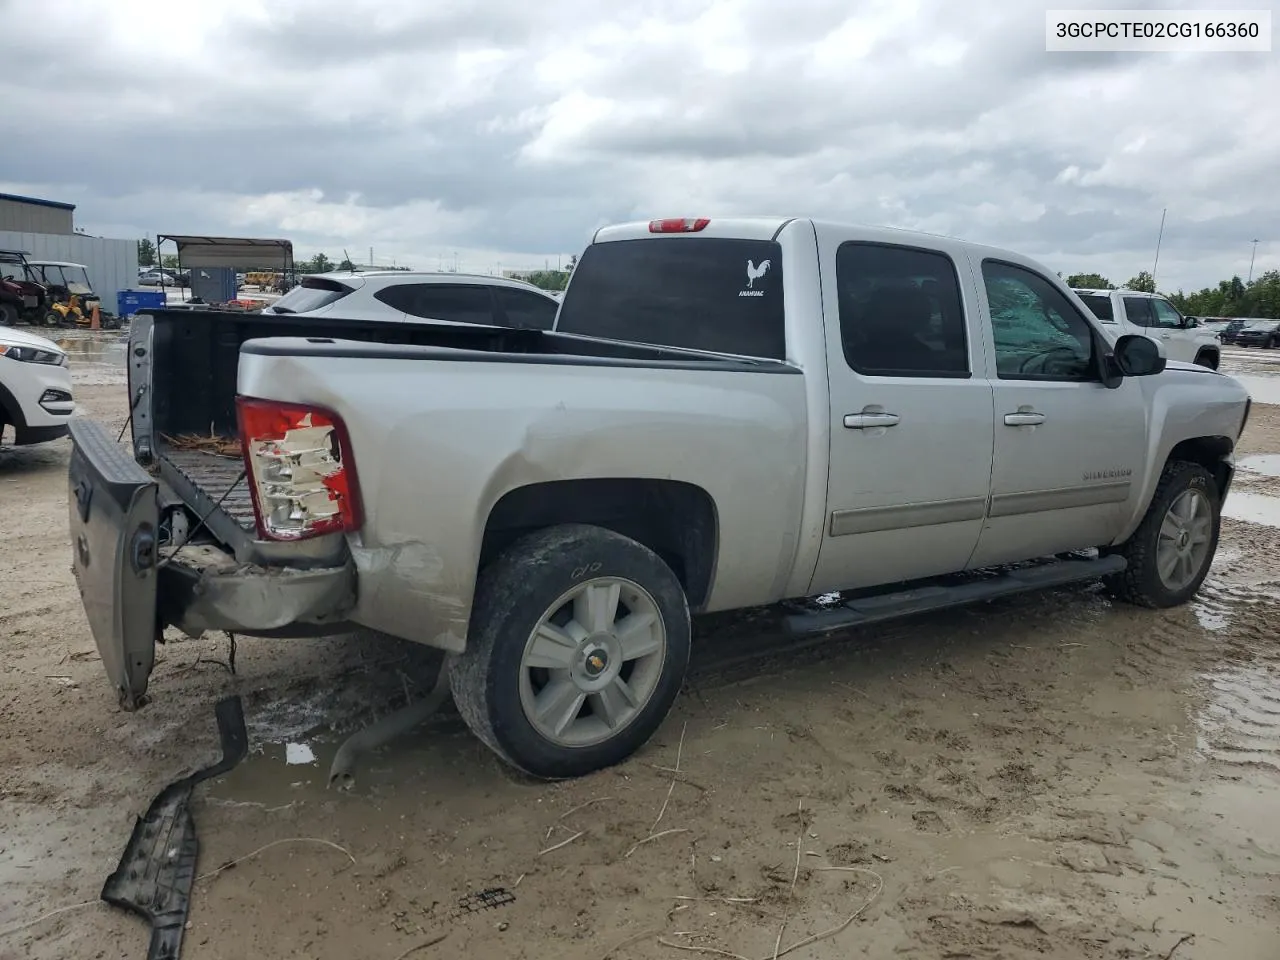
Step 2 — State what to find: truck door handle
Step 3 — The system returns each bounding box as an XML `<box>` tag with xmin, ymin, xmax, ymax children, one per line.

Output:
<box><xmin>844</xmin><ymin>412</ymin><xmax>900</xmax><ymax>429</ymax></box>
<box><xmin>1004</xmin><ymin>412</ymin><xmax>1046</xmax><ymax>426</ymax></box>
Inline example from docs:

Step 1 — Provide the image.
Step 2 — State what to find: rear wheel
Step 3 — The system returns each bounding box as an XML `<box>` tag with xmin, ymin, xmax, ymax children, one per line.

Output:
<box><xmin>1105</xmin><ymin>461</ymin><xmax>1219</xmax><ymax>608</ymax></box>
<box><xmin>0</xmin><ymin>302</ymin><xmax>16</xmax><ymax>326</ymax></box>
<box><xmin>450</xmin><ymin>523</ymin><xmax>691</xmax><ymax>779</ymax></box>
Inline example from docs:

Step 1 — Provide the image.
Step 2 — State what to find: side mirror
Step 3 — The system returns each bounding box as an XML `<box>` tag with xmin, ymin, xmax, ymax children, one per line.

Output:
<box><xmin>1184</xmin><ymin>316</ymin><xmax>1199</xmax><ymax>328</ymax></box>
<box><xmin>1113</xmin><ymin>334</ymin><xmax>1166</xmax><ymax>377</ymax></box>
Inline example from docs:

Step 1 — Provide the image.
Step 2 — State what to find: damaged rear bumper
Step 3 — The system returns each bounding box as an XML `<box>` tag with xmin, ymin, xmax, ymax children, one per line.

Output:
<box><xmin>158</xmin><ymin>542</ymin><xmax>356</xmax><ymax>638</ymax></box>
<box><xmin>68</xmin><ymin>418</ymin><xmax>356</xmax><ymax>709</ymax></box>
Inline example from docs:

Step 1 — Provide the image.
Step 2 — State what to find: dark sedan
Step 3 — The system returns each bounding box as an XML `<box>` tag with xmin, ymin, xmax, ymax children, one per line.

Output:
<box><xmin>1219</xmin><ymin>319</ymin><xmax>1248</xmax><ymax>344</ymax></box>
<box><xmin>1233</xmin><ymin>319</ymin><xmax>1280</xmax><ymax>348</ymax></box>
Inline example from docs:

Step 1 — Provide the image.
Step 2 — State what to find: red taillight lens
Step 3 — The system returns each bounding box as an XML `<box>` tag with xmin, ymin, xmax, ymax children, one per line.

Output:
<box><xmin>648</xmin><ymin>218</ymin><xmax>710</xmax><ymax>233</ymax></box>
<box><xmin>235</xmin><ymin>396</ymin><xmax>363</xmax><ymax>541</ymax></box>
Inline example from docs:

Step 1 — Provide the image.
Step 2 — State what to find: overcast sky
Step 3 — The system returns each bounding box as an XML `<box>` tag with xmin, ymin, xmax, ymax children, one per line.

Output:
<box><xmin>1</xmin><ymin>0</ymin><xmax>1274</xmax><ymax>290</ymax></box>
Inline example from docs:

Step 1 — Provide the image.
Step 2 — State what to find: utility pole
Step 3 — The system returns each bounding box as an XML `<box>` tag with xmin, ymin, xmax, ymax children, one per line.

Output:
<box><xmin>1151</xmin><ymin>208</ymin><xmax>1166</xmax><ymax>289</ymax></box>
<box><xmin>1248</xmin><ymin>239</ymin><xmax>1259</xmax><ymax>283</ymax></box>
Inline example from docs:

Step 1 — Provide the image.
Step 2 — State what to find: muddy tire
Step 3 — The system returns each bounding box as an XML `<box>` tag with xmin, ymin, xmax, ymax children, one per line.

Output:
<box><xmin>1105</xmin><ymin>460</ymin><xmax>1220</xmax><ymax>608</ymax></box>
<box><xmin>450</xmin><ymin>523</ymin><xmax>691</xmax><ymax>779</ymax></box>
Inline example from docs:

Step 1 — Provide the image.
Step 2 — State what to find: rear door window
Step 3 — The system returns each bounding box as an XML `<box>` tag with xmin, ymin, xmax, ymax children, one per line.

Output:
<box><xmin>495</xmin><ymin>287</ymin><xmax>558</xmax><ymax>330</ymax></box>
<box><xmin>555</xmin><ymin>238</ymin><xmax>787</xmax><ymax>359</ymax></box>
<box><xmin>376</xmin><ymin>284</ymin><xmax>497</xmax><ymax>325</ymax></box>
<box><xmin>1122</xmin><ymin>296</ymin><xmax>1155</xmax><ymax>327</ymax></box>
<box><xmin>834</xmin><ymin>242</ymin><xmax>970</xmax><ymax>377</ymax></box>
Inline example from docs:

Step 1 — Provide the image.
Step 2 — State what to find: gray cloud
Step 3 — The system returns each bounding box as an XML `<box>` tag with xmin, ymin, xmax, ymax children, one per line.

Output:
<box><xmin>0</xmin><ymin>0</ymin><xmax>1275</xmax><ymax>286</ymax></box>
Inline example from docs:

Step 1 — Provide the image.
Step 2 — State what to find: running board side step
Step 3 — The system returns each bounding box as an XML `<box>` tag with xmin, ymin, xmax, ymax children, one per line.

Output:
<box><xmin>784</xmin><ymin>554</ymin><xmax>1127</xmax><ymax>636</ymax></box>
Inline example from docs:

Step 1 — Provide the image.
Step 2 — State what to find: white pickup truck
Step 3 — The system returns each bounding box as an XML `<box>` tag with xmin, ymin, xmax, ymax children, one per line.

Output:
<box><xmin>69</xmin><ymin>217</ymin><xmax>1251</xmax><ymax>779</ymax></box>
<box><xmin>1072</xmin><ymin>287</ymin><xmax>1222</xmax><ymax>369</ymax></box>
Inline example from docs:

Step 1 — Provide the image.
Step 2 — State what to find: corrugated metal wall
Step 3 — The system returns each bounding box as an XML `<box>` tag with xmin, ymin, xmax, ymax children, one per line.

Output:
<box><xmin>0</xmin><ymin>231</ymin><xmax>138</xmax><ymax>313</ymax></box>
<box><xmin>0</xmin><ymin>198</ymin><xmax>74</xmax><ymax>235</ymax></box>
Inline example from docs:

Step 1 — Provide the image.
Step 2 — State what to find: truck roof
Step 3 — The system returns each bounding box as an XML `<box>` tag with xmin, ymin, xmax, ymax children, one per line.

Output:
<box><xmin>591</xmin><ymin>217</ymin><xmax>1046</xmax><ymax>265</ymax></box>
<box><xmin>1072</xmin><ymin>288</ymin><xmax>1161</xmax><ymax>298</ymax></box>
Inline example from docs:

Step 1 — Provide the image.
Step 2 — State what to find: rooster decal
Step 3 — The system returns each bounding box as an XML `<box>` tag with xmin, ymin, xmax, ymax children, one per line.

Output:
<box><xmin>746</xmin><ymin>259</ymin><xmax>771</xmax><ymax>289</ymax></box>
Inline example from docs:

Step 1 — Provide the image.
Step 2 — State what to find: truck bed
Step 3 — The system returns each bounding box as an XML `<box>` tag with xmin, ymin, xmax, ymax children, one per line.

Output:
<box><xmin>134</xmin><ymin>308</ymin><xmax>791</xmax><ymax>555</ymax></box>
<box><xmin>160</xmin><ymin>446</ymin><xmax>256</xmax><ymax>532</ymax></box>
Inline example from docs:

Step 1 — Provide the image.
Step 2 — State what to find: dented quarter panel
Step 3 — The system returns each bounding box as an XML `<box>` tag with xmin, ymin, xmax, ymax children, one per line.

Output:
<box><xmin>236</xmin><ymin>350</ymin><xmax>809</xmax><ymax>651</ymax></box>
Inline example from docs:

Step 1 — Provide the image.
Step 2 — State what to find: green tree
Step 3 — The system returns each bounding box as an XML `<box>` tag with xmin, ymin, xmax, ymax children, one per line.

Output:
<box><xmin>300</xmin><ymin>253</ymin><xmax>334</xmax><ymax>273</ymax></box>
<box><xmin>337</xmin><ymin>258</ymin><xmax>356</xmax><ymax>272</ymax></box>
<box><xmin>137</xmin><ymin>238</ymin><xmax>156</xmax><ymax>267</ymax></box>
<box><xmin>161</xmin><ymin>254</ymin><xmax>180</xmax><ymax>269</ymax></box>
<box><xmin>1065</xmin><ymin>272</ymin><xmax>1113</xmax><ymax>289</ymax></box>
<box><xmin>566</xmin><ymin>254</ymin><xmax>578</xmax><ymax>274</ymax></box>
<box><xmin>524</xmin><ymin>269</ymin><xmax>570</xmax><ymax>292</ymax></box>
<box><xmin>1124</xmin><ymin>271</ymin><xmax>1156</xmax><ymax>293</ymax></box>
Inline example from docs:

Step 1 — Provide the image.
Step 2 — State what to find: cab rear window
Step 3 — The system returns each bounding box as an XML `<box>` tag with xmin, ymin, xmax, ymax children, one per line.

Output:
<box><xmin>1076</xmin><ymin>293</ymin><xmax>1114</xmax><ymax>321</ymax></box>
<box><xmin>555</xmin><ymin>238</ymin><xmax>787</xmax><ymax>360</ymax></box>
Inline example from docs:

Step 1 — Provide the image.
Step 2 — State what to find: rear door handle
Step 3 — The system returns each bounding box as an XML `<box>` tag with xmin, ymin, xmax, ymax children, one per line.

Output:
<box><xmin>1004</xmin><ymin>412</ymin><xmax>1046</xmax><ymax>426</ymax></box>
<box><xmin>844</xmin><ymin>412</ymin><xmax>900</xmax><ymax>429</ymax></box>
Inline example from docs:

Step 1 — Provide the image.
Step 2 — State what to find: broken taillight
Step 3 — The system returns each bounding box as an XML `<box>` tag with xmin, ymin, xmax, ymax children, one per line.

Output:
<box><xmin>235</xmin><ymin>397</ymin><xmax>363</xmax><ymax>541</ymax></box>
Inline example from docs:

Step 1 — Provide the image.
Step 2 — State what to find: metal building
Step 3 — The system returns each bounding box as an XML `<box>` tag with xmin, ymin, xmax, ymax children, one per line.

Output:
<box><xmin>0</xmin><ymin>192</ymin><xmax>75</xmax><ymax>235</ymax></box>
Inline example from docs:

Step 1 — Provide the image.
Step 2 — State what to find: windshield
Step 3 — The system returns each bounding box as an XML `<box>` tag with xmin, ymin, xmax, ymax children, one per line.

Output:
<box><xmin>32</xmin><ymin>263</ymin><xmax>93</xmax><ymax>295</ymax></box>
<box><xmin>62</xmin><ymin>265</ymin><xmax>92</xmax><ymax>294</ymax></box>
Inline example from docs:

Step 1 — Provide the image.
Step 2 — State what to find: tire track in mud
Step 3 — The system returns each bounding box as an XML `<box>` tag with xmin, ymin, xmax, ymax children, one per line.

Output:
<box><xmin>1195</xmin><ymin>633</ymin><xmax>1280</xmax><ymax>776</ymax></box>
<box><xmin>1174</xmin><ymin>574</ymin><xmax>1280</xmax><ymax>778</ymax></box>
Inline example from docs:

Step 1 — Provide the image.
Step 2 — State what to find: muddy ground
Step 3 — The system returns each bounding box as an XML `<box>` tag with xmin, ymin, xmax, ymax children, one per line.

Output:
<box><xmin>2</xmin><ymin>334</ymin><xmax>1279</xmax><ymax>960</ymax></box>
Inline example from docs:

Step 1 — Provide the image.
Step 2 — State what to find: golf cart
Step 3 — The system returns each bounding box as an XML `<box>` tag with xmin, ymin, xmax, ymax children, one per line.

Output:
<box><xmin>25</xmin><ymin>260</ymin><xmax>118</xmax><ymax>328</ymax></box>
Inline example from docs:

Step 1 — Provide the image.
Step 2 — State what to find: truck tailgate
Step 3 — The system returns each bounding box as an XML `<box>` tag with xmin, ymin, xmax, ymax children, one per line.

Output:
<box><xmin>68</xmin><ymin>418</ymin><xmax>159</xmax><ymax>709</ymax></box>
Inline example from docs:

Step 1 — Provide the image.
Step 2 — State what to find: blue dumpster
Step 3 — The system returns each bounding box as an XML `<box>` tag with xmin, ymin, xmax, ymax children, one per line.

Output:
<box><xmin>117</xmin><ymin>289</ymin><xmax>167</xmax><ymax>318</ymax></box>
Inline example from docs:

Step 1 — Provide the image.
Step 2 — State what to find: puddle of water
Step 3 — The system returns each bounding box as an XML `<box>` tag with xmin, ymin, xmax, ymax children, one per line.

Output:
<box><xmin>208</xmin><ymin>737</ymin><xmax>339</xmax><ymax>808</ymax></box>
<box><xmin>1222</xmin><ymin>490</ymin><xmax>1280</xmax><ymax>527</ymax></box>
<box><xmin>286</xmin><ymin>742</ymin><xmax>317</xmax><ymax>765</ymax></box>
<box><xmin>1238</xmin><ymin>454</ymin><xmax>1280</xmax><ymax>478</ymax></box>
<box><xmin>1192</xmin><ymin>602</ymin><xmax>1230</xmax><ymax>631</ymax></box>
<box><xmin>1229</xmin><ymin>373</ymin><xmax>1280</xmax><ymax>406</ymax></box>
<box><xmin>54</xmin><ymin>331</ymin><xmax>129</xmax><ymax>386</ymax></box>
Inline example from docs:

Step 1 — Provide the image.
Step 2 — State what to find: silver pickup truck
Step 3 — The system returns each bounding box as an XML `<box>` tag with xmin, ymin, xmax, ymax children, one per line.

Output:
<box><xmin>69</xmin><ymin>217</ymin><xmax>1252</xmax><ymax>779</ymax></box>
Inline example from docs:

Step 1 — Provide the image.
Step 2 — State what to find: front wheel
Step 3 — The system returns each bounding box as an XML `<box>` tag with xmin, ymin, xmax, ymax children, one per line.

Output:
<box><xmin>1105</xmin><ymin>461</ymin><xmax>1220</xmax><ymax>608</ymax></box>
<box><xmin>450</xmin><ymin>523</ymin><xmax>691</xmax><ymax>779</ymax></box>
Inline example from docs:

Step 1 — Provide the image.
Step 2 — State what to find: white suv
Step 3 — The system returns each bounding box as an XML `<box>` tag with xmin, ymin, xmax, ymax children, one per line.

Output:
<box><xmin>0</xmin><ymin>326</ymin><xmax>74</xmax><ymax>446</ymax></box>
<box><xmin>264</xmin><ymin>271</ymin><xmax>562</xmax><ymax>330</ymax></box>
<box><xmin>1072</xmin><ymin>288</ymin><xmax>1221</xmax><ymax>368</ymax></box>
